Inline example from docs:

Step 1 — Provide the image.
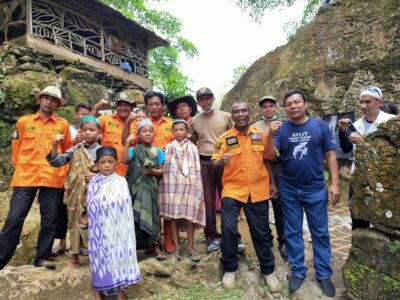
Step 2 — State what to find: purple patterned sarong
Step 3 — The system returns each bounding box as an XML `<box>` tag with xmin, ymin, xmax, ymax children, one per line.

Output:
<box><xmin>87</xmin><ymin>173</ymin><xmax>141</xmax><ymax>296</ymax></box>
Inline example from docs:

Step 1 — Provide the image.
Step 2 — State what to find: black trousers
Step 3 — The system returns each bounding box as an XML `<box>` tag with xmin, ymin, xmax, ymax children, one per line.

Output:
<box><xmin>270</xmin><ymin>195</ymin><xmax>286</xmax><ymax>246</ymax></box>
<box><xmin>0</xmin><ymin>187</ymin><xmax>64</xmax><ymax>269</ymax></box>
<box><xmin>270</xmin><ymin>162</ymin><xmax>286</xmax><ymax>246</ymax></box>
<box><xmin>221</xmin><ymin>197</ymin><xmax>275</xmax><ymax>275</ymax></box>
<box><xmin>55</xmin><ymin>200</ymin><xmax>67</xmax><ymax>239</ymax></box>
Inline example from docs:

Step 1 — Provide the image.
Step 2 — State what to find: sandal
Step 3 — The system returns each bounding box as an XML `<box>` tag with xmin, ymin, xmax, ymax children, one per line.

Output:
<box><xmin>68</xmin><ymin>258</ymin><xmax>81</xmax><ymax>267</ymax></box>
<box><xmin>155</xmin><ymin>253</ymin><xmax>167</xmax><ymax>260</ymax></box>
<box><xmin>51</xmin><ymin>247</ymin><xmax>66</xmax><ymax>257</ymax></box>
<box><xmin>188</xmin><ymin>253</ymin><xmax>201</xmax><ymax>263</ymax></box>
<box><xmin>168</xmin><ymin>251</ymin><xmax>181</xmax><ymax>261</ymax></box>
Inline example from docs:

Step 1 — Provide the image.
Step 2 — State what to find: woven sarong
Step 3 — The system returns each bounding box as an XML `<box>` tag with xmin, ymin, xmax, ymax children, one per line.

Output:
<box><xmin>63</xmin><ymin>144</ymin><xmax>96</xmax><ymax>254</ymax></box>
<box><xmin>126</xmin><ymin>143</ymin><xmax>160</xmax><ymax>243</ymax></box>
<box><xmin>159</xmin><ymin>139</ymin><xmax>205</xmax><ymax>227</ymax></box>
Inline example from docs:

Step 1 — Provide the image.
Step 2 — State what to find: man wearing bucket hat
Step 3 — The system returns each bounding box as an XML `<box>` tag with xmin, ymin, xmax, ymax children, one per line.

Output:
<box><xmin>0</xmin><ymin>86</ymin><xmax>72</xmax><ymax>269</ymax></box>
<box><xmin>190</xmin><ymin>87</ymin><xmax>233</xmax><ymax>253</ymax></box>
<box><xmin>91</xmin><ymin>92</ymin><xmax>136</xmax><ymax>176</ymax></box>
<box><xmin>338</xmin><ymin>85</ymin><xmax>395</xmax><ymax>230</ymax></box>
<box><xmin>167</xmin><ymin>95</ymin><xmax>197</xmax><ymax>123</ymax></box>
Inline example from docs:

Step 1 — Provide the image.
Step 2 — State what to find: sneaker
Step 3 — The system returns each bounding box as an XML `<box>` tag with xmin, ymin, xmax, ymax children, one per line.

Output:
<box><xmin>207</xmin><ymin>238</ymin><xmax>221</xmax><ymax>253</ymax></box>
<box><xmin>278</xmin><ymin>243</ymin><xmax>288</xmax><ymax>261</ymax></box>
<box><xmin>288</xmin><ymin>275</ymin><xmax>304</xmax><ymax>293</ymax></box>
<box><xmin>238</xmin><ymin>240</ymin><xmax>245</xmax><ymax>253</ymax></box>
<box><xmin>317</xmin><ymin>278</ymin><xmax>335</xmax><ymax>297</ymax></box>
<box><xmin>264</xmin><ymin>272</ymin><xmax>280</xmax><ymax>293</ymax></box>
<box><xmin>36</xmin><ymin>259</ymin><xmax>56</xmax><ymax>270</ymax></box>
<box><xmin>222</xmin><ymin>272</ymin><xmax>236</xmax><ymax>289</ymax></box>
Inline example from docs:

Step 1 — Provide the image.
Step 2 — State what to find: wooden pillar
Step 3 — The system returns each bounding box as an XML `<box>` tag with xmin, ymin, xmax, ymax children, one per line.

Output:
<box><xmin>100</xmin><ymin>27</ymin><xmax>105</xmax><ymax>61</ymax></box>
<box><xmin>26</xmin><ymin>0</ymin><xmax>33</xmax><ymax>34</ymax></box>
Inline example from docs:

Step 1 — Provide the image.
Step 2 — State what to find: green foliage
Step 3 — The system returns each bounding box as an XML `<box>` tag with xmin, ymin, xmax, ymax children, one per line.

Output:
<box><xmin>99</xmin><ymin>0</ymin><xmax>198</xmax><ymax>99</ymax></box>
<box><xmin>231</xmin><ymin>63</ymin><xmax>251</xmax><ymax>86</ymax></box>
<box><xmin>235</xmin><ymin>0</ymin><xmax>322</xmax><ymax>37</ymax></box>
<box><xmin>235</xmin><ymin>0</ymin><xmax>296</xmax><ymax>22</ymax></box>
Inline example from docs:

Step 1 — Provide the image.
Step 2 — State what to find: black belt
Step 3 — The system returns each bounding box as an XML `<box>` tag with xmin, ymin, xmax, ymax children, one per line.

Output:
<box><xmin>199</xmin><ymin>155</ymin><xmax>212</xmax><ymax>161</ymax></box>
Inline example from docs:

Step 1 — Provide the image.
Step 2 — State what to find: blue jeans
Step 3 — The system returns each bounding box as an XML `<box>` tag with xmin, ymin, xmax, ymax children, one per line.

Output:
<box><xmin>280</xmin><ymin>183</ymin><xmax>332</xmax><ymax>279</ymax></box>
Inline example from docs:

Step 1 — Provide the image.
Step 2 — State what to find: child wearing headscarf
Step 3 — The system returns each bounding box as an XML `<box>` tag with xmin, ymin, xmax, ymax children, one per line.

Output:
<box><xmin>122</xmin><ymin>118</ymin><xmax>165</xmax><ymax>259</ymax></box>
<box><xmin>87</xmin><ymin>146</ymin><xmax>141</xmax><ymax>300</ymax></box>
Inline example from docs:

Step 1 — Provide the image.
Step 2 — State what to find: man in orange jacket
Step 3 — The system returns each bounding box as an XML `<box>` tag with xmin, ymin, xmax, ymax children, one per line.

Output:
<box><xmin>0</xmin><ymin>86</ymin><xmax>72</xmax><ymax>270</ymax></box>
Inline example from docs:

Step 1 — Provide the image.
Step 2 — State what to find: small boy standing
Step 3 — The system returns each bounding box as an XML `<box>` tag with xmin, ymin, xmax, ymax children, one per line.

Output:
<box><xmin>47</xmin><ymin>115</ymin><xmax>101</xmax><ymax>266</ymax></box>
<box><xmin>87</xmin><ymin>146</ymin><xmax>141</xmax><ymax>299</ymax></box>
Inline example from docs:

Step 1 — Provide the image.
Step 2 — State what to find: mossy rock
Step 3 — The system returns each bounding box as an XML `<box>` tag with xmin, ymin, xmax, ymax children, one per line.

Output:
<box><xmin>62</xmin><ymin>80</ymin><xmax>108</xmax><ymax>107</ymax></box>
<box><xmin>56</xmin><ymin>106</ymin><xmax>75</xmax><ymax>124</ymax></box>
<box><xmin>343</xmin><ymin>260</ymin><xmax>400</xmax><ymax>300</ymax></box>
<box><xmin>349</xmin><ymin>229</ymin><xmax>400</xmax><ymax>281</ymax></box>
<box><xmin>2</xmin><ymin>71</ymin><xmax>57</xmax><ymax>116</ymax></box>
<box><xmin>122</xmin><ymin>88</ymin><xmax>144</xmax><ymax>106</ymax></box>
<box><xmin>59</xmin><ymin>66</ymin><xmax>97</xmax><ymax>83</ymax></box>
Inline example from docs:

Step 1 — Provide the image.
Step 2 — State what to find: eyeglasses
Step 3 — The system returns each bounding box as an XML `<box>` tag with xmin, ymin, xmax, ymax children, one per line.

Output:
<box><xmin>360</xmin><ymin>86</ymin><xmax>382</xmax><ymax>99</ymax></box>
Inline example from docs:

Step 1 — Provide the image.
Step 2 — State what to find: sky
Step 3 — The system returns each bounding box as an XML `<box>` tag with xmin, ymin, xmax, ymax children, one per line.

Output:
<box><xmin>149</xmin><ymin>0</ymin><xmax>307</xmax><ymax>97</ymax></box>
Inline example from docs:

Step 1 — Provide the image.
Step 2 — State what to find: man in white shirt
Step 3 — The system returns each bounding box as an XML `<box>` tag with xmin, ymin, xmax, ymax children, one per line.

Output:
<box><xmin>338</xmin><ymin>85</ymin><xmax>396</xmax><ymax>229</ymax></box>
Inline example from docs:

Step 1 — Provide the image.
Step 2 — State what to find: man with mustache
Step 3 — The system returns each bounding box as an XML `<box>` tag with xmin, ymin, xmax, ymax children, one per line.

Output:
<box><xmin>0</xmin><ymin>86</ymin><xmax>72</xmax><ymax>269</ymax></box>
<box><xmin>274</xmin><ymin>89</ymin><xmax>339</xmax><ymax>297</ymax></box>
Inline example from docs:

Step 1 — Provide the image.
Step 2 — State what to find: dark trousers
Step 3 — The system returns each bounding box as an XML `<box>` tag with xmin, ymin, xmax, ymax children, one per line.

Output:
<box><xmin>0</xmin><ymin>187</ymin><xmax>64</xmax><ymax>269</ymax></box>
<box><xmin>349</xmin><ymin>185</ymin><xmax>370</xmax><ymax>230</ymax></box>
<box><xmin>270</xmin><ymin>162</ymin><xmax>286</xmax><ymax>246</ymax></box>
<box><xmin>55</xmin><ymin>200</ymin><xmax>67</xmax><ymax>239</ymax></box>
<box><xmin>270</xmin><ymin>195</ymin><xmax>286</xmax><ymax>246</ymax></box>
<box><xmin>200</xmin><ymin>159</ymin><xmax>223</xmax><ymax>242</ymax></box>
<box><xmin>221</xmin><ymin>197</ymin><xmax>275</xmax><ymax>275</ymax></box>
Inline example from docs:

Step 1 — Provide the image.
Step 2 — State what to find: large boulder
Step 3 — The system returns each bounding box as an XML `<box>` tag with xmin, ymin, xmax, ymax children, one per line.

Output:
<box><xmin>351</xmin><ymin>118</ymin><xmax>400</xmax><ymax>235</ymax></box>
<box><xmin>343</xmin><ymin>118</ymin><xmax>400</xmax><ymax>299</ymax></box>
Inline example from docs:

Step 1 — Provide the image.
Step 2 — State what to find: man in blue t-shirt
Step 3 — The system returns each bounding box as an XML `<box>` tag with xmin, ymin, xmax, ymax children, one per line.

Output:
<box><xmin>273</xmin><ymin>89</ymin><xmax>340</xmax><ymax>298</ymax></box>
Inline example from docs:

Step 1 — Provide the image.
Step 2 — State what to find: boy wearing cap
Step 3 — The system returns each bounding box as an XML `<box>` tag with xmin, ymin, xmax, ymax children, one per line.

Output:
<box><xmin>338</xmin><ymin>85</ymin><xmax>395</xmax><ymax>230</ymax></box>
<box><xmin>47</xmin><ymin>115</ymin><xmax>102</xmax><ymax>266</ymax></box>
<box><xmin>190</xmin><ymin>87</ymin><xmax>233</xmax><ymax>253</ymax></box>
<box><xmin>91</xmin><ymin>92</ymin><xmax>136</xmax><ymax>176</ymax></box>
<box><xmin>0</xmin><ymin>86</ymin><xmax>72</xmax><ymax>269</ymax></box>
<box><xmin>252</xmin><ymin>95</ymin><xmax>287</xmax><ymax>260</ymax></box>
<box><xmin>70</xmin><ymin>103</ymin><xmax>92</xmax><ymax>144</ymax></box>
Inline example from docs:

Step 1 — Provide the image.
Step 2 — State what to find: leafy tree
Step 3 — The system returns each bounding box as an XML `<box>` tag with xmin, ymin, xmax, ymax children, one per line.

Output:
<box><xmin>100</xmin><ymin>0</ymin><xmax>198</xmax><ymax>99</ymax></box>
<box><xmin>235</xmin><ymin>0</ymin><xmax>322</xmax><ymax>24</ymax></box>
<box><xmin>231</xmin><ymin>63</ymin><xmax>251</xmax><ymax>86</ymax></box>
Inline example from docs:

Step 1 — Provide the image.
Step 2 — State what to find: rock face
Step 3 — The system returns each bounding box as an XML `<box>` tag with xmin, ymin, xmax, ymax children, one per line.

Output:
<box><xmin>343</xmin><ymin>118</ymin><xmax>400</xmax><ymax>300</ymax></box>
<box><xmin>222</xmin><ymin>0</ymin><xmax>400</xmax><ymax>117</ymax></box>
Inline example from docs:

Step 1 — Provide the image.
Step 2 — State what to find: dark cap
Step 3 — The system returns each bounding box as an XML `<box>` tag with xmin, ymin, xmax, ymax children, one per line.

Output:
<box><xmin>196</xmin><ymin>87</ymin><xmax>214</xmax><ymax>100</ymax></box>
<box><xmin>167</xmin><ymin>95</ymin><xmax>197</xmax><ymax>118</ymax></box>
<box><xmin>96</xmin><ymin>146</ymin><xmax>118</xmax><ymax>161</ymax></box>
<box><xmin>259</xmin><ymin>95</ymin><xmax>276</xmax><ymax>106</ymax></box>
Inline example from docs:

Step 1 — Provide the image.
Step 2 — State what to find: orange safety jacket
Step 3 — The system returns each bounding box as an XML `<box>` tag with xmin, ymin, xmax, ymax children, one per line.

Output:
<box><xmin>11</xmin><ymin>112</ymin><xmax>72</xmax><ymax>188</ymax></box>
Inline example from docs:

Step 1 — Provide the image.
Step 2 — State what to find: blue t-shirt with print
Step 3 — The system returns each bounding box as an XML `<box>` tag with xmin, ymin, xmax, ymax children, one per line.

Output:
<box><xmin>128</xmin><ymin>146</ymin><xmax>165</xmax><ymax>165</ymax></box>
<box><xmin>274</xmin><ymin>118</ymin><xmax>337</xmax><ymax>191</ymax></box>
